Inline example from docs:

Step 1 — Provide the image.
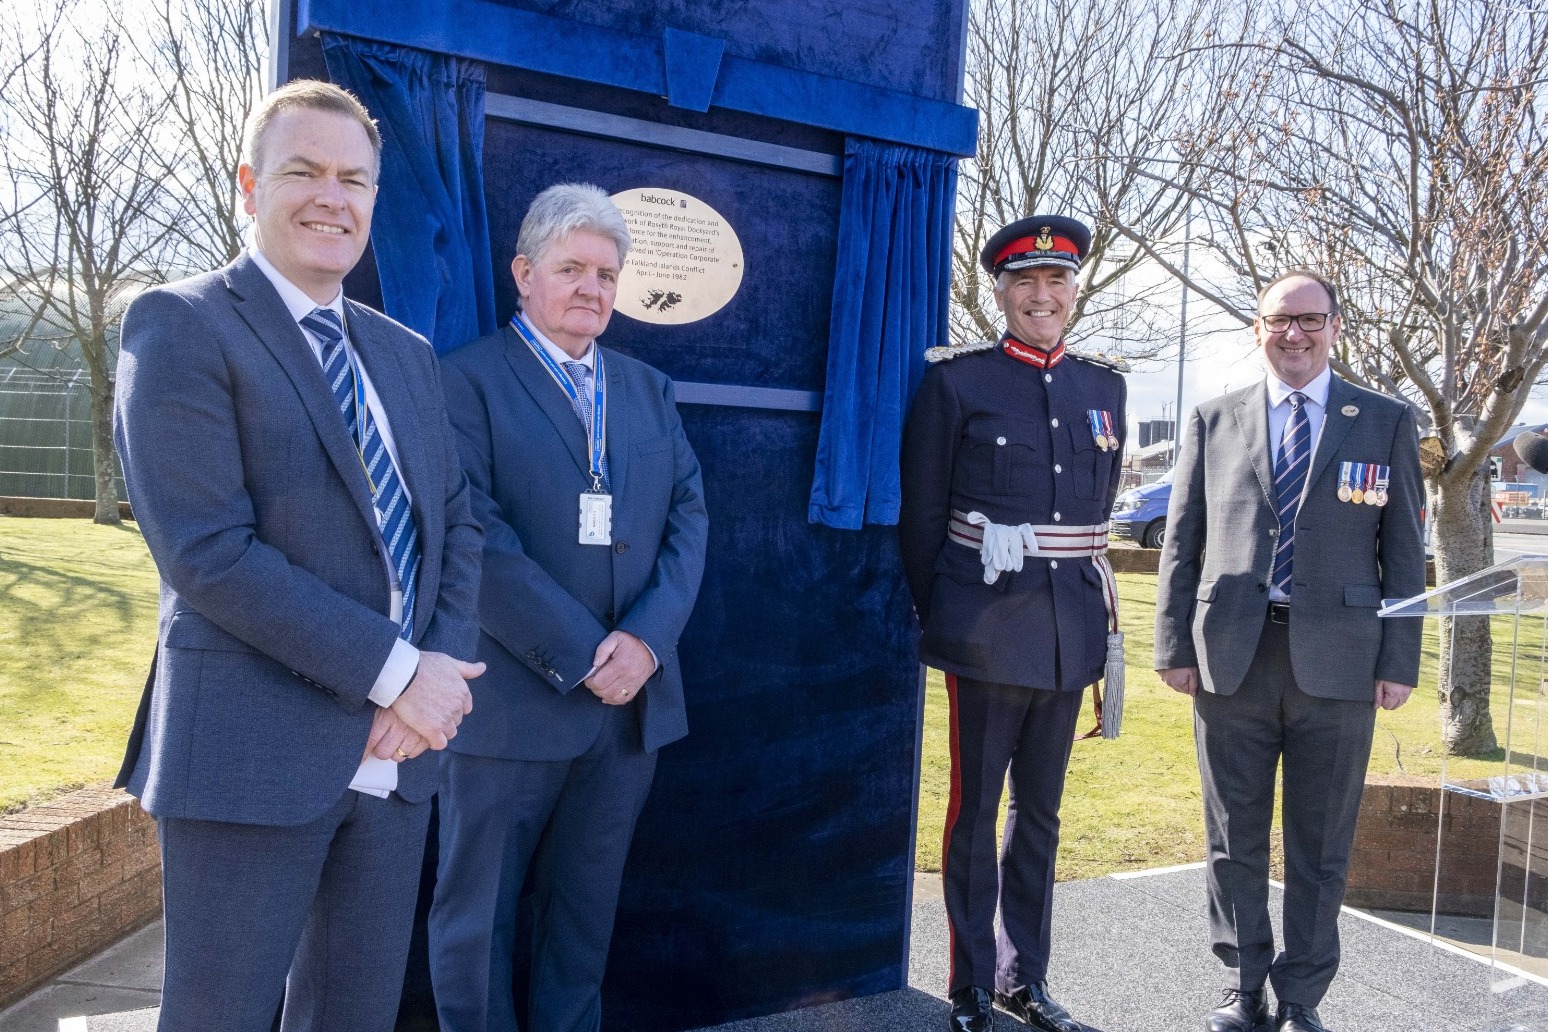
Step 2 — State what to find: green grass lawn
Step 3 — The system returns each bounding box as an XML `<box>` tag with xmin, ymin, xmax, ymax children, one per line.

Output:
<box><xmin>0</xmin><ymin>517</ymin><xmax>159</xmax><ymax>813</ymax></box>
<box><xmin>0</xmin><ymin>518</ymin><xmax>1536</xmax><ymax>883</ymax></box>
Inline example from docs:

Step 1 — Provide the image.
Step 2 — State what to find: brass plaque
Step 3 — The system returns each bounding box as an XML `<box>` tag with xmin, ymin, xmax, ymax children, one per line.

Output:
<box><xmin>610</xmin><ymin>188</ymin><xmax>745</xmax><ymax>326</ymax></box>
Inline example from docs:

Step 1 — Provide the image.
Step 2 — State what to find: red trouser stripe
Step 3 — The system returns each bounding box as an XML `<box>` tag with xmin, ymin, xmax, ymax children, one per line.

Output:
<box><xmin>942</xmin><ymin>672</ymin><xmax>963</xmax><ymax>989</ymax></box>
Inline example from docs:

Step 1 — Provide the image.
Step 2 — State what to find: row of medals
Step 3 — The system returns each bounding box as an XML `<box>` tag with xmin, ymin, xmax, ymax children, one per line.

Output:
<box><xmin>1089</xmin><ymin>410</ymin><xmax>1119</xmax><ymax>451</ymax></box>
<box><xmin>1337</xmin><ymin>462</ymin><xmax>1390</xmax><ymax>506</ymax></box>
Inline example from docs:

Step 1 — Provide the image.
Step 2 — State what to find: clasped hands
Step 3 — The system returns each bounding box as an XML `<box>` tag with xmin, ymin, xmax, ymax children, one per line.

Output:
<box><xmin>366</xmin><ymin>651</ymin><xmax>485</xmax><ymax>763</ymax></box>
<box><xmin>585</xmin><ymin>630</ymin><xmax>655</xmax><ymax>706</ymax></box>
<box><xmin>1158</xmin><ymin>665</ymin><xmax>1414</xmax><ymax>710</ymax></box>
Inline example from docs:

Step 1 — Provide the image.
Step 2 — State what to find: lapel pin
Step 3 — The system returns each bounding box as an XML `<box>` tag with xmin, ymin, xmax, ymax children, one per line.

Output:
<box><xmin>1341</xmin><ymin>405</ymin><xmax>1359</xmax><ymax>417</ymax></box>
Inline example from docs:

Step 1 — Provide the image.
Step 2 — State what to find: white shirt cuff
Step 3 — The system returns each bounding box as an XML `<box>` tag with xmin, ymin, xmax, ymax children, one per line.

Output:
<box><xmin>369</xmin><ymin>638</ymin><xmax>419</xmax><ymax>708</ymax></box>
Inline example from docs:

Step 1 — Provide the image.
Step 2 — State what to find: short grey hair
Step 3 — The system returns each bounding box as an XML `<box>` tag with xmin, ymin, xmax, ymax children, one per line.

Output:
<box><xmin>516</xmin><ymin>183</ymin><xmax>631</xmax><ymax>266</ymax></box>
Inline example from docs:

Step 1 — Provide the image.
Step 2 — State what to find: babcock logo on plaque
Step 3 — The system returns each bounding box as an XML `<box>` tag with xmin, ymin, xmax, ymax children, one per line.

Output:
<box><xmin>610</xmin><ymin>188</ymin><xmax>745</xmax><ymax>325</ymax></box>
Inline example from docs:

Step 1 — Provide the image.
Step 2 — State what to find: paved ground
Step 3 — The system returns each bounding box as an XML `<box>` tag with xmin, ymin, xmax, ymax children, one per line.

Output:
<box><xmin>6</xmin><ymin>865</ymin><xmax>1546</xmax><ymax>1032</ymax></box>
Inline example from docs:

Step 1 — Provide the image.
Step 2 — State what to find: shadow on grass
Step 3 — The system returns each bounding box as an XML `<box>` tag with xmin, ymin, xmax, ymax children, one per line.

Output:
<box><xmin>0</xmin><ymin>553</ymin><xmax>151</xmax><ymax>668</ymax></box>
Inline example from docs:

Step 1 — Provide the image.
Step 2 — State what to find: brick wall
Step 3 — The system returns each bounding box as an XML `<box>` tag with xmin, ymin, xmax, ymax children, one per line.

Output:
<box><xmin>1345</xmin><ymin>775</ymin><xmax>1501</xmax><ymax>916</ymax></box>
<box><xmin>0</xmin><ymin>496</ymin><xmax>133</xmax><ymax>519</ymax></box>
<box><xmin>0</xmin><ymin>785</ymin><xmax>161</xmax><ymax>1007</ymax></box>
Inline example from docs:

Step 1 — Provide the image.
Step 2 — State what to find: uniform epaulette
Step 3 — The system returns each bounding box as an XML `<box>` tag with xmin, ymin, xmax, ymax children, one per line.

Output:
<box><xmin>925</xmin><ymin>339</ymin><xmax>996</xmax><ymax>363</ymax></box>
<box><xmin>1065</xmin><ymin>348</ymin><xmax>1131</xmax><ymax>374</ymax></box>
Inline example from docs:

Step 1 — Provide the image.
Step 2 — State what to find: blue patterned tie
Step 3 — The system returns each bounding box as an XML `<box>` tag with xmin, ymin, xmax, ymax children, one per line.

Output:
<box><xmin>301</xmin><ymin>307</ymin><xmax>421</xmax><ymax>640</ymax></box>
<box><xmin>1271</xmin><ymin>391</ymin><xmax>1311</xmax><ymax>596</ymax></box>
<box><xmin>563</xmin><ymin>360</ymin><xmax>609</xmax><ymax>490</ymax></box>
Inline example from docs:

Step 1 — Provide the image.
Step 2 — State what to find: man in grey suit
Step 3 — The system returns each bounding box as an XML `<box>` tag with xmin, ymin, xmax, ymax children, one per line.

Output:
<box><xmin>1155</xmin><ymin>269</ymin><xmax>1424</xmax><ymax>1032</ymax></box>
<box><xmin>429</xmin><ymin>183</ymin><xmax>709</xmax><ymax>1032</ymax></box>
<box><xmin>113</xmin><ymin>80</ymin><xmax>484</xmax><ymax>1032</ymax></box>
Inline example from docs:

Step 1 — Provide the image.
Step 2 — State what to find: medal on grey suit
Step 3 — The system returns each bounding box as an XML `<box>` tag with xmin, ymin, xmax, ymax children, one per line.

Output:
<box><xmin>1337</xmin><ymin>461</ymin><xmax>1353</xmax><ymax>502</ymax></box>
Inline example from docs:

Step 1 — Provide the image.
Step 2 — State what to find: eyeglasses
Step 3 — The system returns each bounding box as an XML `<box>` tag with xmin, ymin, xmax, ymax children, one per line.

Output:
<box><xmin>1258</xmin><ymin>312</ymin><xmax>1331</xmax><ymax>332</ymax></box>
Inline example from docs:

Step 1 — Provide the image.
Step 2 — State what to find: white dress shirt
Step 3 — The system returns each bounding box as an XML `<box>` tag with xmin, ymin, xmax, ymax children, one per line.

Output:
<box><xmin>251</xmin><ymin>248</ymin><xmax>419</xmax><ymax>795</ymax></box>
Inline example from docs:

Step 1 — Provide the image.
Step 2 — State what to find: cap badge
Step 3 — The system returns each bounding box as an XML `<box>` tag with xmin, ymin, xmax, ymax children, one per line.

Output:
<box><xmin>1035</xmin><ymin>227</ymin><xmax>1055</xmax><ymax>251</ymax></box>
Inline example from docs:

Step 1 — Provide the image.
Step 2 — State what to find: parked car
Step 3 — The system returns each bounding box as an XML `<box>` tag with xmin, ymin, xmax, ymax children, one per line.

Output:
<box><xmin>1111</xmin><ymin>470</ymin><xmax>1172</xmax><ymax>549</ymax></box>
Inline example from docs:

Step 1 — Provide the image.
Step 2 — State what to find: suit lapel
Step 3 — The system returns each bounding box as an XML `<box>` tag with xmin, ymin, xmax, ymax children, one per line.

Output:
<box><xmin>224</xmin><ymin>257</ymin><xmax>379</xmax><ymax>533</ymax></box>
<box><xmin>604</xmin><ymin>351</ymin><xmax>629</xmax><ymax>499</ymax></box>
<box><xmin>500</xmin><ymin>326</ymin><xmax>592</xmax><ymax>479</ymax></box>
<box><xmin>1309</xmin><ymin>375</ymin><xmax>1358</xmax><ymax>492</ymax></box>
<box><xmin>1232</xmin><ymin>383</ymin><xmax>1276</xmax><ymax>508</ymax></box>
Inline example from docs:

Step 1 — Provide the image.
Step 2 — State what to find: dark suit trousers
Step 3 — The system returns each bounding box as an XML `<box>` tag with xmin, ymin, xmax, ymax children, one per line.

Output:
<box><xmin>429</xmin><ymin>701</ymin><xmax>657</xmax><ymax>1032</ymax></box>
<box><xmin>155</xmin><ymin>788</ymin><xmax>430</xmax><ymax>1032</ymax></box>
<box><xmin>1194</xmin><ymin>618</ymin><xmax>1375</xmax><ymax>1007</ymax></box>
<box><xmin>942</xmin><ymin>675</ymin><xmax>1083</xmax><ymax>994</ymax></box>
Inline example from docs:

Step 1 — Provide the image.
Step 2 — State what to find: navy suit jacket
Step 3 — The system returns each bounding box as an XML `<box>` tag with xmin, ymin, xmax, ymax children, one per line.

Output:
<box><xmin>113</xmin><ymin>254</ymin><xmax>482</xmax><ymax>825</ymax></box>
<box><xmin>439</xmin><ymin>325</ymin><xmax>708</xmax><ymax>760</ymax></box>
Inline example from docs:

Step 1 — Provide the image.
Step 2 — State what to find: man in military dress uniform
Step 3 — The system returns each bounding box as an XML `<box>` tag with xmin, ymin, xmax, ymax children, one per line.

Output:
<box><xmin>900</xmin><ymin>215</ymin><xmax>1126</xmax><ymax>1032</ymax></box>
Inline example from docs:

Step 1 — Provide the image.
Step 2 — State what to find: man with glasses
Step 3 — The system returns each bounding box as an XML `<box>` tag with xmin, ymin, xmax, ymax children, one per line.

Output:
<box><xmin>1154</xmin><ymin>270</ymin><xmax>1424</xmax><ymax>1032</ymax></box>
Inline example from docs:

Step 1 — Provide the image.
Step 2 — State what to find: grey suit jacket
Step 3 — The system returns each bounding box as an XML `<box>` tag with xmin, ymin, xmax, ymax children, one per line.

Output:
<box><xmin>1154</xmin><ymin>375</ymin><xmax>1424</xmax><ymax>700</ymax></box>
<box><xmin>113</xmin><ymin>254</ymin><xmax>482</xmax><ymax>825</ymax></box>
<box><xmin>439</xmin><ymin>326</ymin><xmax>708</xmax><ymax>760</ymax></box>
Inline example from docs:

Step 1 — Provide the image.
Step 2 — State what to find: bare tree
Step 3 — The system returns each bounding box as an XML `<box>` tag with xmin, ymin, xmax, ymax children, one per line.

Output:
<box><xmin>139</xmin><ymin>0</ymin><xmax>265</xmax><ymax>269</ymax></box>
<box><xmin>1121</xmin><ymin>0</ymin><xmax>1548</xmax><ymax>753</ymax></box>
<box><xmin>0</xmin><ymin>1</ymin><xmax>179</xmax><ymax>524</ymax></box>
<box><xmin>953</xmin><ymin>0</ymin><xmax>1259</xmax><ymax>357</ymax></box>
<box><xmin>0</xmin><ymin>0</ymin><xmax>264</xmax><ymax>522</ymax></box>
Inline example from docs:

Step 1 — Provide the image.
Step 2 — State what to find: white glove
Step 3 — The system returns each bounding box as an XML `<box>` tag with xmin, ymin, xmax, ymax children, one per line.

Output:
<box><xmin>964</xmin><ymin>512</ymin><xmax>1039</xmax><ymax>585</ymax></box>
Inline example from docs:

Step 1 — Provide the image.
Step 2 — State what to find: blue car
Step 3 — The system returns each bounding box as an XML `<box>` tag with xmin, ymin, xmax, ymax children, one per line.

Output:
<box><xmin>1111</xmin><ymin>470</ymin><xmax>1173</xmax><ymax>549</ymax></box>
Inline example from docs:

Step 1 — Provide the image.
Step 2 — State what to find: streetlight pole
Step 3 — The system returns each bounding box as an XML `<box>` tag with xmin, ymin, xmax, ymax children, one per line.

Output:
<box><xmin>1172</xmin><ymin>202</ymin><xmax>1192</xmax><ymax>468</ymax></box>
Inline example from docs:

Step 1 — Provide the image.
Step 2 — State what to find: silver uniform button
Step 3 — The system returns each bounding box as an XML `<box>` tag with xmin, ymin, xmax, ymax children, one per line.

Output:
<box><xmin>1050</xmin><ymin>560</ymin><xmax>1059</xmax><ymax>569</ymax></box>
<box><xmin>997</xmin><ymin>436</ymin><xmax>1006</xmax><ymax>445</ymax></box>
<box><xmin>1053</xmin><ymin>512</ymin><xmax>1062</xmax><ymax>521</ymax></box>
<box><xmin>1054</xmin><ymin>464</ymin><xmax>1062</xmax><ymax>473</ymax></box>
<box><xmin>1045</xmin><ymin>373</ymin><xmax>1053</xmax><ymax>383</ymax></box>
<box><xmin>1051</xmin><ymin>417</ymin><xmax>1059</xmax><ymax>428</ymax></box>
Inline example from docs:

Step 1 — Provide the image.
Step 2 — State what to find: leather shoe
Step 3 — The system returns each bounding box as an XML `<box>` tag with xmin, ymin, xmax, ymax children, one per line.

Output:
<box><xmin>1207</xmin><ymin>988</ymin><xmax>1269</xmax><ymax>1032</ymax></box>
<box><xmin>949</xmin><ymin>986</ymin><xmax>995</xmax><ymax>1032</ymax></box>
<box><xmin>993</xmin><ymin>983</ymin><xmax>1084</xmax><ymax>1032</ymax></box>
<box><xmin>1275</xmin><ymin>1003</ymin><xmax>1328</xmax><ymax>1032</ymax></box>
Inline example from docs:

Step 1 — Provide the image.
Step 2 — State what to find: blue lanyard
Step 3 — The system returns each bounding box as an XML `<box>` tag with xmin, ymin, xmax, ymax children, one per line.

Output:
<box><xmin>510</xmin><ymin>316</ymin><xmax>607</xmax><ymax>491</ymax></box>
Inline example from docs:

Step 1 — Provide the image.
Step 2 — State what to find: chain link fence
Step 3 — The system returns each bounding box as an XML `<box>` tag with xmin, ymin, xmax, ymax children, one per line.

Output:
<box><xmin>0</xmin><ymin>366</ymin><xmax>123</xmax><ymax>501</ymax></box>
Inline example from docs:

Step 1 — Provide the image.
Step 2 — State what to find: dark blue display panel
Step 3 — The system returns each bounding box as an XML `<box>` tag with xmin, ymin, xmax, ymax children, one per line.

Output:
<box><xmin>277</xmin><ymin>1</ymin><xmax>964</xmax><ymax>1026</ymax></box>
<box><xmin>480</xmin><ymin>117</ymin><xmax>922</xmax><ymax>1030</ymax></box>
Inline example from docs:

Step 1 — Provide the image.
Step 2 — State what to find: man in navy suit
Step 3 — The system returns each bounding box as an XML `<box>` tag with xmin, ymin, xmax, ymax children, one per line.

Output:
<box><xmin>429</xmin><ymin>183</ymin><xmax>709</xmax><ymax>1032</ymax></box>
<box><xmin>113</xmin><ymin>80</ymin><xmax>484</xmax><ymax>1032</ymax></box>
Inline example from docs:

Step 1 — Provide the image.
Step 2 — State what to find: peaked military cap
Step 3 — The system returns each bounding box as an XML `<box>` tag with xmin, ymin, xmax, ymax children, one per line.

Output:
<box><xmin>980</xmin><ymin>215</ymin><xmax>1091</xmax><ymax>276</ymax></box>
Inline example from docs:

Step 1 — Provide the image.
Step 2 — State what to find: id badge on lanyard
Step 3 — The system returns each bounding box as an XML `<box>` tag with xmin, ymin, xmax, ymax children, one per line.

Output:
<box><xmin>511</xmin><ymin>318</ymin><xmax>613</xmax><ymax>545</ymax></box>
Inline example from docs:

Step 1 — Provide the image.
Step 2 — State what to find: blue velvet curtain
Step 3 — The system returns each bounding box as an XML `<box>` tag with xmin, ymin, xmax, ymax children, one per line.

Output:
<box><xmin>808</xmin><ymin>138</ymin><xmax>957</xmax><ymax>529</ymax></box>
<box><xmin>322</xmin><ymin>37</ymin><xmax>496</xmax><ymax>353</ymax></box>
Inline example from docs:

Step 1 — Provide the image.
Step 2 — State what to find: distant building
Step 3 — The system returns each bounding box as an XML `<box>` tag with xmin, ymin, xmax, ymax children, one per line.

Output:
<box><xmin>1136</xmin><ymin>419</ymin><xmax>1174</xmax><ymax>450</ymax></box>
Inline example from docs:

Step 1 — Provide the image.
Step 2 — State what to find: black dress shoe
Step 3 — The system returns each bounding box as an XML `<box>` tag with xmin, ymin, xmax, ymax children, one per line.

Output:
<box><xmin>993</xmin><ymin>982</ymin><xmax>1084</xmax><ymax>1032</ymax></box>
<box><xmin>949</xmin><ymin>985</ymin><xmax>995</xmax><ymax>1032</ymax></box>
<box><xmin>1275</xmin><ymin>1003</ymin><xmax>1328</xmax><ymax>1032</ymax></box>
<box><xmin>1207</xmin><ymin>988</ymin><xmax>1269</xmax><ymax>1032</ymax></box>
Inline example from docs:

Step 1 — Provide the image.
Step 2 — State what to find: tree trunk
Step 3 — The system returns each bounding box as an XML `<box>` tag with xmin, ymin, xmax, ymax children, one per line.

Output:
<box><xmin>86</xmin><ymin>362</ymin><xmax>121</xmax><ymax>526</ymax></box>
<box><xmin>1431</xmin><ymin>466</ymin><xmax>1497</xmax><ymax>756</ymax></box>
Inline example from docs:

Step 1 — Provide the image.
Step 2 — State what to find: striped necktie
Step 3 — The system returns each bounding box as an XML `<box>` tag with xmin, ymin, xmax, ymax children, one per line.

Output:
<box><xmin>1271</xmin><ymin>391</ymin><xmax>1311</xmax><ymax>596</ymax></box>
<box><xmin>563</xmin><ymin>360</ymin><xmax>609</xmax><ymax>489</ymax></box>
<box><xmin>301</xmin><ymin>307</ymin><xmax>421</xmax><ymax>640</ymax></box>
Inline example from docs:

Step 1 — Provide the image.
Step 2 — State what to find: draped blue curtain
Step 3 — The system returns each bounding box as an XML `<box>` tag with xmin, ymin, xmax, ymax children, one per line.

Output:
<box><xmin>322</xmin><ymin>37</ymin><xmax>496</xmax><ymax>352</ymax></box>
<box><xmin>808</xmin><ymin>138</ymin><xmax>957</xmax><ymax>529</ymax></box>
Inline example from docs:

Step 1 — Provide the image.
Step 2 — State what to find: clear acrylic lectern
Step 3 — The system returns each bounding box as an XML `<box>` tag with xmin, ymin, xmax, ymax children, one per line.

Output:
<box><xmin>1382</xmin><ymin>556</ymin><xmax>1548</xmax><ymax>1030</ymax></box>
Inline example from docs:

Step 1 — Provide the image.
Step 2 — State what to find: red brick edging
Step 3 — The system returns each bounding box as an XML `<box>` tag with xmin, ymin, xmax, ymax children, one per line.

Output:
<box><xmin>0</xmin><ymin>785</ymin><xmax>161</xmax><ymax>1007</ymax></box>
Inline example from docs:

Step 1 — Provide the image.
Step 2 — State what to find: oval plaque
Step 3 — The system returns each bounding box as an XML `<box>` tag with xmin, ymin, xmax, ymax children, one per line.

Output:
<box><xmin>610</xmin><ymin>188</ymin><xmax>745</xmax><ymax>325</ymax></box>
